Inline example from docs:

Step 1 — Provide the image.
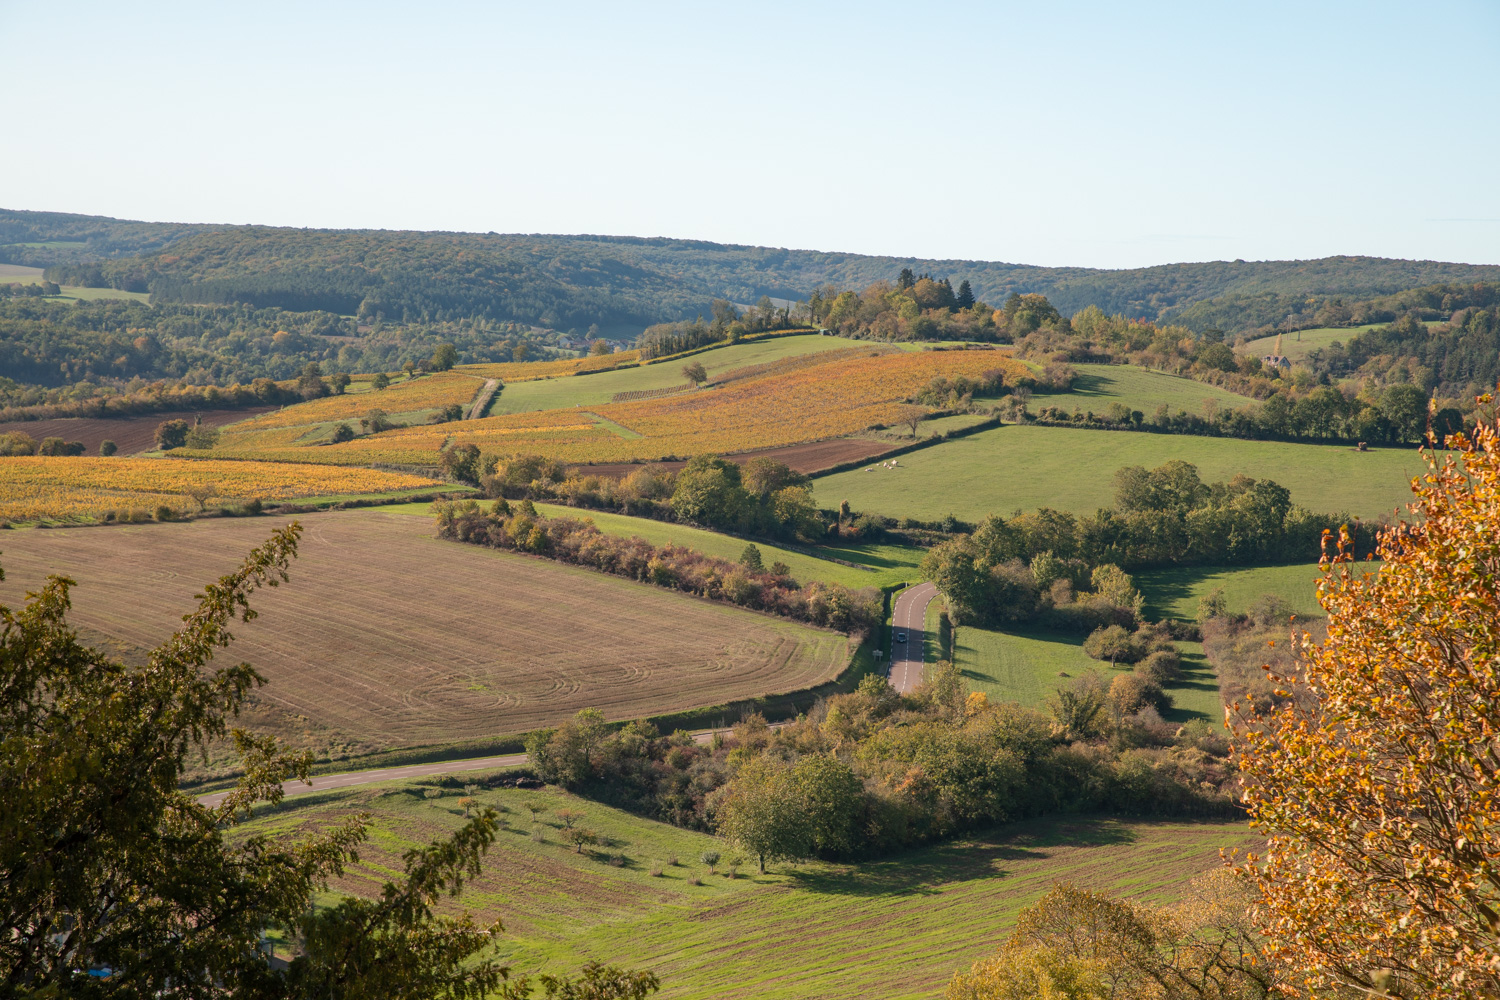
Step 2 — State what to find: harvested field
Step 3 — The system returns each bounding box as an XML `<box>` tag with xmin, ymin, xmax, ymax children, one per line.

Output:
<box><xmin>0</xmin><ymin>407</ymin><xmax>276</xmax><ymax>455</ymax></box>
<box><xmin>0</xmin><ymin>512</ymin><xmax>849</xmax><ymax>764</ymax></box>
<box><xmin>572</xmin><ymin>437</ymin><xmax>901</xmax><ymax>479</ymax></box>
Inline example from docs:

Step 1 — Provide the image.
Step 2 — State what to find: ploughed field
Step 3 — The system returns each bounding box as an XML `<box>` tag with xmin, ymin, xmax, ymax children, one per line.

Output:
<box><xmin>0</xmin><ymin>511</ymin><xmax>849</xmax><ymax>764</ymax></box>
<box><xmin>239</xmin><ymin>776</ymin><xmax>1256</xmax><ymax>999</ymax></box>
<box><xmin>0</xmin><ymin>406</ymin><xmax>276</xmax><ymax>456</ymax></box>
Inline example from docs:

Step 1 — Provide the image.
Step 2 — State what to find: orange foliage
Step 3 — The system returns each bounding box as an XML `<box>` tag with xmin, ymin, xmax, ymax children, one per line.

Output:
<box><xmin>1234</xmin><ymin>396</ymin><xmax>1500</xmax><ymax>998</ymax></box>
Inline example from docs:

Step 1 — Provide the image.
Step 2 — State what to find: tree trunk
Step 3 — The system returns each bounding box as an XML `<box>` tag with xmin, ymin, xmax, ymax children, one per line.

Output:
<box><xmin>758</xmin><ymin>853</ymin><xmax>765</xmax><ymax>875</ymax></box>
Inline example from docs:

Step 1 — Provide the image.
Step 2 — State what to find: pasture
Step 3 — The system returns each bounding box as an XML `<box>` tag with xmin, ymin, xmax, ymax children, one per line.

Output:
<box><xmin>1239</xmin><ymin>324</ymin><xmax>1383</xmax><ymax>362</ymax></box>
<box><xmin>237</xmin><ymin>776</ymin><xmax>1255</xmax><ymax>999</ymax></box>
<box><xmin>816</xmin><ymin>424</ymin><xmax>1425</xmax><ymax>524</ymax></box>
<box><xmin>951</xmin><ymin>625</ymin><xmax>1222</xmax><ymax>722</ymax></box>
<box><xmin>1135</xmin><ymin>559</ymin><xmax>1384</xmax><ymax>621</ymax></box>
<box><xmin>382</xmin><ymin>501</ymin><xmax>922</xmax><ymax>589</ymax></box>
<box><xmin>1029</xmin><ymin>363</ymin><xmax>1254</xmax><ymax>418</ymax></box>
<box><xmin>0</xmin><ymin>511</ymin><xmax>849</xmax><ymax>768</ymax></box>
<box><xmin>0</xmin><ymin>264</ymin><xmax>150</xmax><ymax>302</ymax></box>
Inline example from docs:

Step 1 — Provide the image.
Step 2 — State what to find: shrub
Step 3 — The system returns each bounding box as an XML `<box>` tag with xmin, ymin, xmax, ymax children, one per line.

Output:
<box><xmin>1109</xmin><ymin>672</ymin><xmax>1172</xmax><ymax>715</ymax></box>
<box><xmin>331</xmin><ymin>422</ymin><xmax>356</xmax><ymax>443</ymax></box>
<box><xmin>1083</xmin><ymin>624</ymin><xmax>1146</xmax><ymax>666</ymax></box>
<box><xmin>38</xmin><ymin>437</ymin><xmax>86</xmax><ymax>457</ymax></box>
<box><xmin>0</xmin><ymin>431</ymin><xmax>38</xmax><ymax>456</ymax></box>
<box><xmin>648</xmin><ymin>865</ymin><xmax>664</xmax><ymax>878</ymax></box>
<box><xmin>1136</xmin><ymin>649</ymin><xmax>1182</xmax><ymax>684</ymax></box>
<box><xmin>154</xmin><ymin>505</ymin><xmax>176</xmax><ymax>522</ymax></box>
<box><xmin>686</xmin><ymin>876</ymin><xmax>702</xmax><ymax>887</ymax></box>
<box><xmin>99</xmin><ymin>439</ymin><xmax>117</xmax><ymax>456</ymax></box>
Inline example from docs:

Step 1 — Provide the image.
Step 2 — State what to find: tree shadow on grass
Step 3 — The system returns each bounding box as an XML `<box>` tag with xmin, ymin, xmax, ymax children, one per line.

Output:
<box><xmin>785</xmin><ymin>815</ymin><xmax>1139</xmax><ymax>898</ymax></box>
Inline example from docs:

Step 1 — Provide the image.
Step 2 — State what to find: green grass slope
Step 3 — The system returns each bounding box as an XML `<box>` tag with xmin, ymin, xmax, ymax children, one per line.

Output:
<box><xmin>816</xmin><ymin>424</ymin><xmax>1423</xmax><ymax>523</ymax></box>
<box><xmin>1029</xmin><ymin>364</ymin><xmax>1254</xmax><ymax>416</ymax></box>
<box><xmin>239</xmin><ymin>777</ymin><xmax>1254</xmax><ymax>999</ymax></box>
<box><xmin>953</xmin><ymin>626</ymin><xmax>1220</xmax><ymax>723</ymax></box>
<box><xmin>1135</xmin><ymin>560</ymin><xmax>1384</xmax><ymax>621</ymax></box>
<box><xmin>1239</xmin><ymin>324</ymin><xmax>1384</xmax><ymax>362</ymax></box>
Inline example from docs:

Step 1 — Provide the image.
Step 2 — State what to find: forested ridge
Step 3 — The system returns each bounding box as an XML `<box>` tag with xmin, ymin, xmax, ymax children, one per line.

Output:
<box><xmin>10</xmin><ymin>208</ymin><xmax>1500</xmax><ymax>335</ymax></box>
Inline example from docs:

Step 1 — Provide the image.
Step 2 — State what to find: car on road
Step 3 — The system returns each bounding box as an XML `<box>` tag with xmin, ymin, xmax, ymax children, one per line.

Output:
<box><xmin>895</xmin><ymin>631</ymin><xmax>907</xmax><ymax>643</ymax></box>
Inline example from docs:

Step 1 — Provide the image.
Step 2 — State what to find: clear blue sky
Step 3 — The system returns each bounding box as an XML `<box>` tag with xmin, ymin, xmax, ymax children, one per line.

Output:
<box><xmin>3</xmin><ymin>0</ymin><xmax>1496</xmax><ymax>268</ymax></box>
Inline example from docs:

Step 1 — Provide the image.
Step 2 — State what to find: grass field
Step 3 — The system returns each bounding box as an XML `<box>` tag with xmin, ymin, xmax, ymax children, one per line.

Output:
<box><xmin>381</xmin><ymin>501</ymin><xmax>922</xmax><ymax>589</ymax></box>
<box><xmin>0</xmin><ymin>456</ymin><xmax>445</xmax><ymax>522</ymax></box>
<box><xmin>1135</xmin><ymin>560</ymin><xmax>1384</xmax><ymax>621</ymax></box>
<box><xmin>482</xmin><ymin>334</ymin><xmax>882</xmax><ymax>415</ymax></box>
<box><xmin>0</xmin><ymin>263</ymin><xmax>151</xmax><ymax>302</ymax></box>
<box><xmin>816</xmin><ymin>424</ymin><xmax>1425</xmax><ymax>523</ymax></box>
<box><xmin>952</xmin><ymin>625</ymin><xmax>1221</xmax><ymax>722</ymax></box>
<box><xmin>1029</xmin><ymin>364</ymin><xmax>1254</xmax><ymax>417</ymax></box>
<box><xmin>1239</xmin><ymin>324</ymin><xmax>1384</xmax><ymax>362</ymax></box>
<box><xmin>236</xmin><ymin>777</ymin><xmax>1255</xmax><ymax>999</ymax></box>
<box><xmin>0</xmin><ymin>512</ymin><xmax>850</xmax><ymax>769</ymax></box>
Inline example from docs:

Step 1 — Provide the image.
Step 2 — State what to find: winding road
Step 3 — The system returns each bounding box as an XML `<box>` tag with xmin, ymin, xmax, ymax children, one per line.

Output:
<box><xmin>889</xmin><ymin>581</ymin><xmax>937</xmax><ymax>694</ymax></box>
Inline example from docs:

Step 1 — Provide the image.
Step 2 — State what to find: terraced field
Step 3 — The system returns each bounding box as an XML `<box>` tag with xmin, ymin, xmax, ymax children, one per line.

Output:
<box><xmin>236</xmin><ymin>777</ymin><xmax>1255</xmax><ymax>999</ymax></box>
<box><xmin>0</xmin><ymin>511</ymin><xmax>850</xmax><ymax>763</ymax></box>
<box><xmin>817</xmin><ymin>424</ymin><xmax>1425</xmax><ymax>523</ymax></box>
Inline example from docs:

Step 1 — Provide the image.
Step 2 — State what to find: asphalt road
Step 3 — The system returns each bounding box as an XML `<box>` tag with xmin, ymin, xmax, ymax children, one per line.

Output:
<box><xmin>196</xmin><ymin>728</ymin><xmax>729</xmax><ymax>808</ymax></box>
<box><xmin>889</xmin><ymin>581</ymin><xmax>937</xmax><ymax>694</ymax></box>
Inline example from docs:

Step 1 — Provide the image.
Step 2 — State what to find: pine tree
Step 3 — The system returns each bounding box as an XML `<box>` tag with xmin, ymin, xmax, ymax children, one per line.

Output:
<box><xmin>956</xmin><ymin>279</ymin><xmax>975</xmax><ymax>309</ymax></box>
<box><xmin>896</xmin><ymin>267</ymin><xmax>916</xmax><ymax>291</ymax></box>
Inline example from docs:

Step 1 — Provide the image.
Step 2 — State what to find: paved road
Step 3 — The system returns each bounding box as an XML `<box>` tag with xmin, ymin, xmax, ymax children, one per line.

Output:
<box><xmin>196</xmin><ymin>728</ymin><xmax>729</xmax><ymax>808</ymax></box>
<box><xmin>889</xmin><ymin>581</ymin><xmax>937</xmax><ymax>694</ymax></box>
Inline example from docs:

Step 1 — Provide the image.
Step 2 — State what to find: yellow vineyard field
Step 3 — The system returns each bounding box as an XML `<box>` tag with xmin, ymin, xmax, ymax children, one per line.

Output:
<box><xmin>196</xmin><ymin>349</ymin><xmax>1028</xmax><ymax>467</ymax></box>
<box><xmin>228</xmin><ymin>372</ymin><xmax>485</xmax><ymax>431</ymax></box>
<box><xmin>0</xmin><ymin>457</ymin><xmax>445</xmax><ymax>522</ymax></box>
<box><xmin>458</xmin><ymin>351</ymin><xmax>642</xmax><ymax>381</ymax></box>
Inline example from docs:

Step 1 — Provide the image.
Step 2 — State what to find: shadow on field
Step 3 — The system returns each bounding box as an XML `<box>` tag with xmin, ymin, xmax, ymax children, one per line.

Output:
<box><xmin>786</xmin><ymin>816</ymin><xmax>1139</xmax><ymax>898</ymax></box>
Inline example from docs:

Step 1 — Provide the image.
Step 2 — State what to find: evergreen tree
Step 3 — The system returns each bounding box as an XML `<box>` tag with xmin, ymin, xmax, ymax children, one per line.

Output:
<box><xmin>956</xmin><ymin>279</ymin><xmax>975</xmax><ymax>309</ymax></box>
<box><xmin>896</xmin><ymin>267</ymin><xmax>916</xmax><ymax>291</ymax></box>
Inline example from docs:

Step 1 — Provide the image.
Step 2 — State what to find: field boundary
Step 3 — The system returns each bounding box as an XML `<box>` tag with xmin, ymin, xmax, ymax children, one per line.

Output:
<box><xmin>811</xmin><ymin>415</ymin><xmax>1005</xmax><ymax>478</ymax></box>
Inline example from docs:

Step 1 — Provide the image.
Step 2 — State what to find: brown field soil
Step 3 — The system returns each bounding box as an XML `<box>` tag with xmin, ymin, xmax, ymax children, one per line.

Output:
<box><xmin>571</xmin><ymin>437</ymin><xmax>901</xmax><ymax>479</ymax></box>
<box><xmin>0</xmin><ymin>511</ymin><xmax>849</xmax><ymax>770</ymax></box>
<box><xmin>0</xmin><ymin>407</ymin><xmax>277</xmax><ymax>455</ymax></box>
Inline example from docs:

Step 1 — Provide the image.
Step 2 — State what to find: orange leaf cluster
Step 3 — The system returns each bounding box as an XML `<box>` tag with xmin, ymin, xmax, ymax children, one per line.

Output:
<box><xmin>1234</xmin><ymin>396</ymin><xmax>1500</xmax><ymax>998</ymax></box>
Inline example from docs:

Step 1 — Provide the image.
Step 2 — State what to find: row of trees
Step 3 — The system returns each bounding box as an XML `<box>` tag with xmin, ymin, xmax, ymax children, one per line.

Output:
<box><xmin>451</xmin><ymin>452</ymin><xmax>832</xmax><ymax>544</ymax></box>
<box><xmin>435</xmin><ymin>499</ymin><xmax>882</xmax><ymax>633</ymax></box>
<box><xmin>634</xmin><ymin>297</ymin><xmax>804</xmax><ymax>359</ymax></box>
<box><xmin>920</xmin><ymin>460</ymin><xmax>1372</xmax><ymax>628</ymax></box>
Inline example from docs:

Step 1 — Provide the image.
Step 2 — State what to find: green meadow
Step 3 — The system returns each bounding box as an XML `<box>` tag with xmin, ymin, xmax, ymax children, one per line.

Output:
<box><xmin>1028</xmin><ymin>363</ymin><xmax>1256</xmax><ymax>417</ymax></box>
<box><xmin>237</xmin><ymin>777</ymin><xmax>1253</xmax><ymax>999</ymax></box>
<box><xmin>817</xmin><ymin>424</ymin><xmax>1424</xmax><ymax>523</ymax></box>
<box><xmin>1240</xmin><ymin>324</ymin><xmax>1384</xmax><ymax>362</ymax></box>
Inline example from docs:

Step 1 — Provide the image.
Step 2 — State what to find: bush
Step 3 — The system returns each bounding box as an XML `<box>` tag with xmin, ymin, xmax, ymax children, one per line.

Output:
<box><xmin>0</xmin><ymin>431</ymin><xmax>38</xmax><ymax>456</ymax></box>
<box><xmin>154</xmin><ymin>505</ymin><xmax>176</xmax><ymax>522</ymax></box>
<box><xmin>99</xmin><ymin>439</ymin><xmax>117</xmax><ymax>456</ymax></box>
<box><xmin>1136</xmin><ymin>649</ymin><xmax>1182</xmax><ymax>684</ymax></box>
<box><xmin>38</xmin><ymin>437</ymin><xmax>86</xmax><ymax>456</ymax></box>
<box><xmin>1109</xmin><ymin>672</ymin><xmax>1172</xmax><ymax>715</ymax></box>
<box><xmin>1082</xmin><ymin>624</ymin><xmax>1146</xmax><ymax>666</ymax></box>
<box><xmin>154</xmin><ymin>419</ymin><xmax>191</xmax><ymax>450</ymax></box>
<box><xmin>330</xmin><ymin>422</ymin><xmax>356</xmax><ymax>443</ymax></box>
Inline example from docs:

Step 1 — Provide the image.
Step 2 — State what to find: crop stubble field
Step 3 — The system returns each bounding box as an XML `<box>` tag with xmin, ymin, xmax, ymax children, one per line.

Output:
<box><xmin>0</xmin><ymin>512</ymin><xmax>849</xmax><ymax>760</ymax></box>
<box><xmin>239</xmin><ymin>779</ymin><xmax>1255</xmax><ymax>999</ymax></box>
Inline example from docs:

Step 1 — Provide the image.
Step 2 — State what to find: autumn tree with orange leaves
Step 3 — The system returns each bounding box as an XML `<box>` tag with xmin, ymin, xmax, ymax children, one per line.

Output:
<box><xmin>1234</xmin><ymin>395</ymin><xmax>1500</xmax><ymax>999</ymax></box>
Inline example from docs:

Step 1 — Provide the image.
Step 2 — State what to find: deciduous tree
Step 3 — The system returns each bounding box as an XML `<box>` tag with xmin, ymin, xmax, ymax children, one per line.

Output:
<box><xmin>1234</xmin><ymin>400</ymin><xmax>1500</xmax><ymax>999</ymax></box>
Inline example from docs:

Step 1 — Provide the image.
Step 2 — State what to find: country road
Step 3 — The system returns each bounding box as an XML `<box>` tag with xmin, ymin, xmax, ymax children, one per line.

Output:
<box><xmin>196</xmin><ymin>728</ymin><xmax>728</xmax><ymax>808</ymax></box>
<box><xmin>889</xmin><ymin>581</ymin><xmax>937</xmax><ymax>694</ymax></box>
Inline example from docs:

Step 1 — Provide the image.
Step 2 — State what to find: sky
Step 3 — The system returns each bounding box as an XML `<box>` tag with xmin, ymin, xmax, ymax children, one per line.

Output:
<box><xmin>2</xmin><ymin>0</ymin><xmax>1497</xmax><ymax>269</ymax></box>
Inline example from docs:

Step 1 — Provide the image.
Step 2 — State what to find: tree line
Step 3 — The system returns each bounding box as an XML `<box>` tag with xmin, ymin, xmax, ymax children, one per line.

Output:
<box><xmin>920</xmin><ymin>460</ymin><xmax>1376</xmax><ymax>629</ymax></box>
<box><xmin>434</xmin><ymin>498</ymin><xmax>882</xmax><ymax>634</ymax></box>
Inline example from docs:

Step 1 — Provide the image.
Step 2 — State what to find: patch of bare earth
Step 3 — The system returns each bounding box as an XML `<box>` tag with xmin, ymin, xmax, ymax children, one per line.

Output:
<box><xmin>0</xmin><ymin>407</ymin><xmax>276</xmax><ymax>455</ymax></box>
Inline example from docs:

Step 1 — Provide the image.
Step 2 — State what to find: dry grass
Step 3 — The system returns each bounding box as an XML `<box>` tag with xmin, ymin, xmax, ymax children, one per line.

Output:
<box><xmin>0</xmin><ymin>511</ymin><xmax>850</xmax><ymax>765</ymax></box>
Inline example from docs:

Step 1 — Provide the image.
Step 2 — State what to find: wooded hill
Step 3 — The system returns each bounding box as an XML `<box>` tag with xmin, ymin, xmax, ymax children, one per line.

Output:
<box><xmin>8</xmin><ymin>208</ymin><xmax>1500</xmax><ymax>335</ymax></box>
